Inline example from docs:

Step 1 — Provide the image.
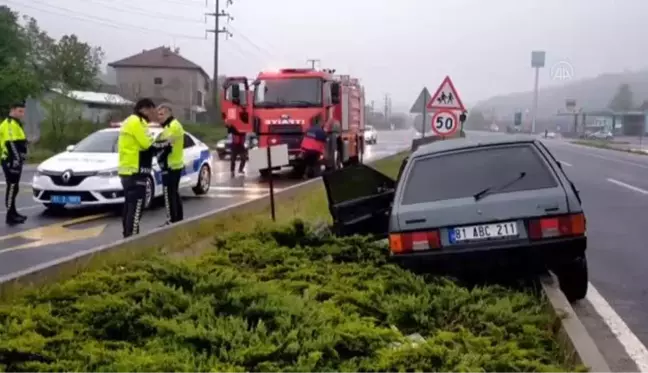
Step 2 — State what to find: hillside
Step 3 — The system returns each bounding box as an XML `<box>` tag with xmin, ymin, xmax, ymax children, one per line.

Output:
<box><xmin>473</xmin><ymin>69</ymin><xmax>648</xmax><ymax>120</ymax></box>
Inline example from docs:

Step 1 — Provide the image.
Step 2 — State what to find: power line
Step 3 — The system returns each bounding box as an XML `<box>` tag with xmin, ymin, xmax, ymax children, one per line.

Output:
<box><xmin>205</xmin><ymin>0</ymin><xmax>233</xmax><ymax>121</ymax></box>
<box><xmin>7</xmin><ymin>0</ymin><xmax>207</xmax><ymax>40</ymax></box>
<box><xmin>79</xmin><ymin>0</ymin><xmax>206</xmax><ymax>23</ymax></box>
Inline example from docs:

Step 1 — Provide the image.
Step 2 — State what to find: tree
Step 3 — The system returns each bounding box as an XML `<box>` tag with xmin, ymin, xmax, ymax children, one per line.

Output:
<box><xmin>48</xmin><ymin>34</ymin><xmax>104</xmax><ymax>90</ymax></box>
<box><xmin>463</xmin><ymin>109</ymin><xmax>488</xmax><ymax>129</ymax></box>
<box><xmin>0</xmin><ymin>6</ymin><xmax>40</xmax><ymax>115</ymax></box>
<box><xmin>608</xmin><ymin>83</ymin><xmax>634</xmax><ymax>111</ymax></box>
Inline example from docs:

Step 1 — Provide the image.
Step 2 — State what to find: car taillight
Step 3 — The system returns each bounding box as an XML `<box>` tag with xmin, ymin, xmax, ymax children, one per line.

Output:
<box><xmin>528</xmin><ymin>213</ymin><xmax>585</xmax><ymax>240</ymax></box>
<box><xmin>389</xmin><ymin>230</ymin><xmax>441</xmax><ymax>254</ymax></box>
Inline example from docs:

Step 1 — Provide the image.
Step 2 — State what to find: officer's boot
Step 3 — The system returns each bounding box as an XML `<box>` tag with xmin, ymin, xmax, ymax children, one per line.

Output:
<box><xmin>5</xmin><ymin>183</ymin><xmax>25</xmax><ymax>225</ymax></box>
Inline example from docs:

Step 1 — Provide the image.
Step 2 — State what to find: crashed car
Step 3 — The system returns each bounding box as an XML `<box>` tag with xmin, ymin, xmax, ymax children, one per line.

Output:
<box><xmin>323</xmin><ymin>135</ymin><xmax>588</xmax><ymax>302</ymax></box>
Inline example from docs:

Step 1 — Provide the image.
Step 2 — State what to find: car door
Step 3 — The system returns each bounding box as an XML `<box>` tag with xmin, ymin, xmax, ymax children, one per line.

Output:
<box><xmin>322</xmin><ymin>164</ymin><xmax>396</xmax><ymax>237</ymax></box>
<box><xmin>181</xmin><ymin>133</ymin><xmax>199</xmax><ymax>186</ymax></box>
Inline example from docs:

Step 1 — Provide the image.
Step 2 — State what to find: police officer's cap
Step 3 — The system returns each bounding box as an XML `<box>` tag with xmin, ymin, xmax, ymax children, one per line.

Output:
<box><xmin>10</xmin><ymin>101</ymin><xmax>26</xmax><ymax>109</ymax></box>
<box><xmin>134</xmin><ymin>98</ymin><xmax>156</xmax><ymax>111</ymax></box>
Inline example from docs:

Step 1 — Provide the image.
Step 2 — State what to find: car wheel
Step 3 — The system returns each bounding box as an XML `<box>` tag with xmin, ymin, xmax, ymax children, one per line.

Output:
<box><xmin>555</xmin><ymin>256</ymin><xmax>588</xmax><ymax>303</ymax></box>
<box><xmin>144</xmin><ymin>175</ymin><xmax>155</xmax><ymax>209</ymax></box>
<box><xmin>260</xmin><ymin>169</ymin><xmax>272</xmax><ymax>178</ymax></box>
<box><xmin>192</xmin><ymin>164</ymin><xmax>211</xmax><ymax>195</ymax></box>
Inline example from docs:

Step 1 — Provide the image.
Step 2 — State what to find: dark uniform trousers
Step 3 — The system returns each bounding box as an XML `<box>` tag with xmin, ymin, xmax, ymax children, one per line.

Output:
<box><xmin>230</xmin><ymin>143</ymin><xmax>247</xmax><ymax>173</ymax></box>
<box><xmin>120</xmin><ymin>174</ymin><xmax>148</xmax><ymax>238</ymax></box>
<box><xmin>2</xmin><ymin>160</ymin><xmax>22</xmax><ymax>217</ymax></box>
<box><xmin>162</xmin><ymin>168</ymin><xmax>183</xmax><ymax>223</ymax></box>
<box><xmin>302</xmin><ymin>150</ymin><xmax>321</xmax><ymax>178</ymax></box>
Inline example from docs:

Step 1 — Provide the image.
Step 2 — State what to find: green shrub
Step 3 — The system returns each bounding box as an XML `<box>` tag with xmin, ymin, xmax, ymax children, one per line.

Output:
<box><xmin>0</xmin><ymin>222</ymin><xmax>567</xmax><ymax>372</ymax></box>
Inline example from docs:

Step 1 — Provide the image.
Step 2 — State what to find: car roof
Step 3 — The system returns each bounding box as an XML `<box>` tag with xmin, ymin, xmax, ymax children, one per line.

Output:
<box><xmin>411</xmin><ymin>135</ymin><xmax>538</xmax><ymax>158</ymax></box>
<box><xmin>100</xmin><ymin>127</ymin><xmax>163</xmax><ymax>134</ymax></box>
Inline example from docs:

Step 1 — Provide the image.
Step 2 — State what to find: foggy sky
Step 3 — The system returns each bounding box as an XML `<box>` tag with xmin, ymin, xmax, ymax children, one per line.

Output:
<box><xmin>6</xmin><ymin>0</ymin><xmax>648</xmax><ymax>110</ymax></box>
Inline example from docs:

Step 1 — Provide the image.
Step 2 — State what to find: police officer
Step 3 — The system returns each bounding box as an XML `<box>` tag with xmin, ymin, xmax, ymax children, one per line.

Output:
<box><xmin>155</xmin><ymin>103</ymin><xmax>184</xmax><ymax>225</ymax></box>
<box><xmin>300</xmin><ymin>123</ymin><xmax>327</xmax><ymax>178</ymax></box>
<box><xmin>1</xmin><ymin>101</ymin><xmax>28</xmax><ymax>225</ymax></box>
<box><xmin>118</xmin><ymin>98</ymin><xmax>167</xmax><ymax>238</ymax></box>
<box><xmin>227</xmin><ymin>124</ymin><xmax>247</xmax><ymax>177</ymax></box>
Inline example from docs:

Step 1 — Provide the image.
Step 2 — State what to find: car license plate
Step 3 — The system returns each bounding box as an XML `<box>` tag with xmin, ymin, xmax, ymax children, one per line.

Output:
<box><xmin>51</xmin><ymin>195</ymin><xmax>81</xmax><ymax>205</ymax></box>
<box><xmin>449</xmin><ymin>221</ymin><xmax>518</xmax><ymax>243</ymax></box>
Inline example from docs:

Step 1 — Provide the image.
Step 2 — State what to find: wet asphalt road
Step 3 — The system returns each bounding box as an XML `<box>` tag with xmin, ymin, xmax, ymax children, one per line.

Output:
<box><xmin>467</xmin><ymin>130</ymin><xmax>648</xmax><ymax>372</ymax></box>
<box><xmin>0</xmin><ymin>130</ymin><xmax>412</xmax><ymax>277</ymax></box>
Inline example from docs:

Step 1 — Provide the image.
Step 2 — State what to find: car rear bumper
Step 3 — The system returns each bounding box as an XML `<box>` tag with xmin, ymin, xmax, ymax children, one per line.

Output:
<box><xmin>391</xmin><ymin>236</ymin><xmax>586</xmax><ymax>276</ymax></box>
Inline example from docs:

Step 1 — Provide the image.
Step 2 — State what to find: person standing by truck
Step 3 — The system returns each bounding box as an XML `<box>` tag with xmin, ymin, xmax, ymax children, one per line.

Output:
<box><xmin>300</xmin><ymin>122</ymin><xmax>327</xmax><ymax>178</ymax></box>
<box><xmin>0</xmin><ymin>101</ymin><xmax>28</xmax><ymax>225</ymax></box>
<box><xmin>227</xmin><ymin>124</ymin><xmax>247</xmax><ymax>177</ymax></box>
<box><xmin>155</xmin><ymin>103</ymin><xmax>185</xmax><ymax>225</ymax></box>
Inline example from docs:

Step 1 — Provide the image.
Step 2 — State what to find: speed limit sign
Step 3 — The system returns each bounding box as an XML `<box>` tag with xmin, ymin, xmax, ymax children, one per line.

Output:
<box><xmin>431</xmin><ymin>110</ymin><xmax>458</xmax><ymax>136</ymax></box>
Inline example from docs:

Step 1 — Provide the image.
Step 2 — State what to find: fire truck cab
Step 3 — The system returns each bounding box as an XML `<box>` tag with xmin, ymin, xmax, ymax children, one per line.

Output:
<box><xmin>222</xmin><ymin>68</ymin><xmax>365</xmax><ymax>178</ymax></box>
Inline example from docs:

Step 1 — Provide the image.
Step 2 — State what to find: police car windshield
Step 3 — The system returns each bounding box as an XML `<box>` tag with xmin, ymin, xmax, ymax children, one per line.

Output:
<box><xmin>72</xmin><ymin>131</ymin><xmax>119</xmax><ymax>153</ymax></box>
<box><xmin>253</xmin><ymin>78</ymin><xmax>322</xmax><ymax>108</ymax></box>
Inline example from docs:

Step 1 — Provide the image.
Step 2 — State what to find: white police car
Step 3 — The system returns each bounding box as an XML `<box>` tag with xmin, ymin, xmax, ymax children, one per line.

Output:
<box><xmin>32</xmin><ymin>123</ymin><xmax>213</xmax><ymax>210</ymax></box>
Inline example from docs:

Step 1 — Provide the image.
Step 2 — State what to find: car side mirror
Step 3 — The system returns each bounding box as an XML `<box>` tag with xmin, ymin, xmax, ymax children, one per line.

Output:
<box><xmin>331</xmin><ymin>82</ymin><xmax>340</xmax><ymax>104</ymax></box>
<box><xmin>66</xmin><ymin>144</ymin><xmax>75</xmax><ymax>152</ymax></box>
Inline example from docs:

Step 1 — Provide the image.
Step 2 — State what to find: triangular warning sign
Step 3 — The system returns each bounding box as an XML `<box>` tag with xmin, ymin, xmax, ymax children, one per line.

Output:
<box><xmin>427</xmin><ymin>76</ymin><xmax>465</xmax><ymax>111</ymax></box>
<box><xmin>409</xmin><ymin>87</ymin><xmax>431</xmax><ymax>113</ymax></box>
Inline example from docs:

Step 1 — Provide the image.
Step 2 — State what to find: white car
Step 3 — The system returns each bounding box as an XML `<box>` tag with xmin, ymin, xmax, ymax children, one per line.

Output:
<box><xmin>364</xmin><ymin>125</ymin><xmax>378</xmax><ymax>144</ymax></box>
<box><xmin>32</xmin><ymin>125</ymin><xmax>213</xmax><ymax>210</ymax></box>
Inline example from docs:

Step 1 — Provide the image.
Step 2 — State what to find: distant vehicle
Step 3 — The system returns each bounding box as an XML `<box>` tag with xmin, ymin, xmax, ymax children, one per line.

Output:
<box><xmin>544</xmin><ymin>131</ymin><xmax>556</xmax><ymax>139</ymax></box>
<box><xmin>322</xmin><ymin>136</ymin><xmax>588</xmax><ymax>302</ymax></box>
<box><xmin>364</xmin><ymin>125</ymin><xmax>378</xmax><ymax>145</ymax></box>
<box><xmin>32</xmin><ymin>124</ymin><xmax>213</xmax><ymax>210</ymax></box>
<box><xmin>215</xmin><ymin>133</ymin><xmax>258</xmax><ymax>160</ymax></box>
<box><xmin>587</xmin><ymin>130</ymin><xmax>613</xmax><ymax>141</ymax></box>
<box><xmin>489</xmin><ymin>123</ymin><xmax>499</xmax><ymax>132</ymax></box>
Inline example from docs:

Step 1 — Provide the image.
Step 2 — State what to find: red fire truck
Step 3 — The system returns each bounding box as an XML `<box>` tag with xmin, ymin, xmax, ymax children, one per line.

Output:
<box><xmin>221</xmin><ymin>68</ymin><xmax>366</xmax><ymax>177</ymax></box>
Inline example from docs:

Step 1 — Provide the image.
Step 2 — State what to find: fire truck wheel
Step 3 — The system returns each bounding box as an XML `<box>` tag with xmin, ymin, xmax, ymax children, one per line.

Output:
<box><xmin>260</xmin><ymin>169</ymin><xmax>272</xmax><ymax>179</ymax></box>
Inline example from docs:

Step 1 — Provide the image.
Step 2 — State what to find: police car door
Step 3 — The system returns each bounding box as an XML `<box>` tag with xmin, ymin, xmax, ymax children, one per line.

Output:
<box><xmin>181</xmin><ymin>133</ymin><xmax>199</xmax><ymax>186</ymax></box>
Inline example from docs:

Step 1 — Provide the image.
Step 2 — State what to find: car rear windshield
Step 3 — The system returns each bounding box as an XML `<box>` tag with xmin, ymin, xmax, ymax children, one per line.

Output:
<box><xmin>400</xmin><ymin>144</ymin><xmax>558</xmax><ymax>205</ymax></box>
<box><xmin>72</xmin><ymin>131</ymin><xmax>119</xmax><ymax>153</ymax></box>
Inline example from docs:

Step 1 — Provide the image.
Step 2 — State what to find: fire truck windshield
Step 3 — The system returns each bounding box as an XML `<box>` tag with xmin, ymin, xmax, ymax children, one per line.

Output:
<box><xmin>253</xmin><ymin>78</ymin><xmax>322</xmax><ymax>108</ymax></box>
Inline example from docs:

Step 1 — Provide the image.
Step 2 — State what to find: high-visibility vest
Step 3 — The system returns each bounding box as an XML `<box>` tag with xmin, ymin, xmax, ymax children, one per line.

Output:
<box><xmin>301</xmin><ymin>127</ymin><xmax>326</xmax><ymax>154</ymax></box>
<box><xmin>118</xmin><ymin>114</ymin><xmax>154</xmax><ymax>176</ymax></box>
<box><xmin>0</xmin><ymin>117</ymin><xmax>27</xmax><ymax>162</ymax></box>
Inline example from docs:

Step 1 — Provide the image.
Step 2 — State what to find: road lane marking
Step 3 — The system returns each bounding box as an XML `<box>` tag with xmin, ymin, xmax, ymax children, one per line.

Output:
<box><xmin>588</xmin><ymin>283</ymin><xmax>648</xmax><ymax>371</ymax></box>
<box><xmin>0</xmin><ymin>213</ymin><xmax>111</xmax><ymax>252</ymax></box>
<box><xmin>607</xmin><ymin>178</ymin><xmax>648</xmax><ymax>195</ymax></box>
<box><xmin>0</xmin><ymin>205</ymin><xmax>42</xmax><ymax>215</ymax></box>
<box><xmin>0</xmin><ymin>182</ymin><xmax>32</xmax><ymax>187</ymax></box>
<box><xmin>210</xmin><ymin>186</ymin><xmax>283</xmax><ymax>192</ymax></box>
<box><xmin>553</xmin><ymin>144</ymin><xmax>648</xmax><ymax>170</ymax></box>
<box><xmin>558</xmin><ymin>160</ymin><xmax>572</xmax><ymax>167</ymax></box>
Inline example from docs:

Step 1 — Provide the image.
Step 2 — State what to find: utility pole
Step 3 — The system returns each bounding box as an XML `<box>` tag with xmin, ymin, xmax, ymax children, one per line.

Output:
<box><xmin>306</xmin><ymin>58</ymin><xmax>320</xmax><ymax>69</ymax></box>
<box><xmin>384</xmin><ymin>94</ymin><xmax>389</xmax><ymax>128</ymax></box>
<box><xmin>206</xmin><ymin>0</ymin><xmax>233</xmax><ymax>123</ymax></box>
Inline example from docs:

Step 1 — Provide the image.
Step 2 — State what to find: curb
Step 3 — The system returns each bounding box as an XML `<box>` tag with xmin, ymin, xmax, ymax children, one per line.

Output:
<box><xmin>541</xmin><ymin>274</ymin><xmax>610</xmax><ymax>372</ymax></box>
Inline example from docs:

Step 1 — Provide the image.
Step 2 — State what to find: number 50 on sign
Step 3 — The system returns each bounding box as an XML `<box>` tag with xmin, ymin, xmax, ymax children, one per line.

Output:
<box><xmin>431</xmin><ymin>110</ymin><xmax>458</xmax><ymax>136</ymax></box>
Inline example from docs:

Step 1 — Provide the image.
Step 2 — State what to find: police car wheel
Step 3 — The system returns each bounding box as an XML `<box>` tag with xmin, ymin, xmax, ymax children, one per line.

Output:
<box><xmin>192</xmin><ymin>164</ymin><xmax>211</xmax><ymax>195</ymax></box>
<box><xmin>144</xmin><ymin>176</ymin><xmax>154</xmax><ymax>209</ymax></box>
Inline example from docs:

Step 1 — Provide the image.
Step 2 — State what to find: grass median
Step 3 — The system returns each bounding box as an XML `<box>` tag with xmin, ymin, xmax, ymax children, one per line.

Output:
<box><xmin>0</xmin><ymin>152</ymin><xmax>578</xmax><ymax>372</ymax></box>
<box><xmin>571</xmin><ymin>139</ymin><xmax>647</xmax><ymax>155</ymax></box>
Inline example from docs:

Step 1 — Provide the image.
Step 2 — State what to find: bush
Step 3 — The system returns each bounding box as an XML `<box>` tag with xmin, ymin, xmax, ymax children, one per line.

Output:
<box><xmin>0</xmin><ymin>222</ymin><xmax>568</xmax><ymax>372</ymax></box>
<box><xmin>183</xmin><ymin>122</ymin><xmax>228</xmax><ymax>146</ymax></box>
